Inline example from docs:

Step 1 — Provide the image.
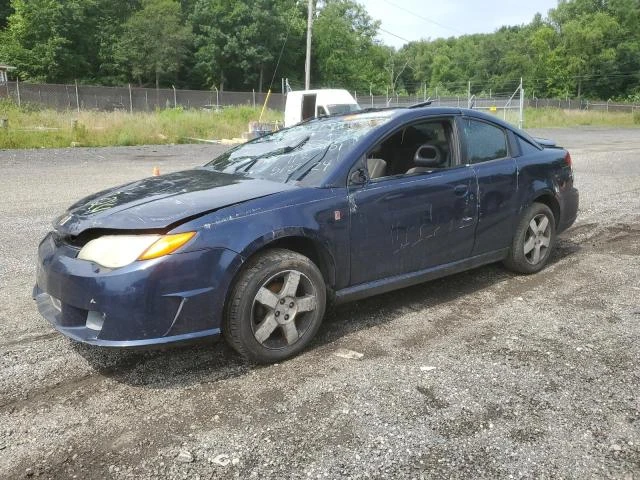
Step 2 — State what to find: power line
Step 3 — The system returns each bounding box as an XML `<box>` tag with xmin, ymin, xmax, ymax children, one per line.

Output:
<box><xmin>378</xmin><ymin>27</ymin><xmax>413</xmax><ymax>44</ymax></box>
<box><xmin>382</xmin><ymin>0</ymin><xmax>463</xmax><ymax>35</ymax></box>
<box><xmin>268</xmin><ymin>6</ymin><xmax>297</xmax><ymax>92</ymax></box>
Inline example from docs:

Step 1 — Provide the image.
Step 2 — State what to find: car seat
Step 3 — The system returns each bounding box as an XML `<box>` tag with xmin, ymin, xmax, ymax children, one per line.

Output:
<box><xmin>367</xmin><ymin>158</ymin><xmax>387</xmax><ymax>179</ymax></box>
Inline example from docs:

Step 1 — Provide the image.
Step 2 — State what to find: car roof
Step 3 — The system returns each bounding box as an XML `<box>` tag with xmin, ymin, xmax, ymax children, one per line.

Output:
<box><xmin>330</xmin><ymin>105</ymin><xmax>539</xmax><ymax>143</ymax></box>
<box><xmin>373</xmin><ymin>106</ymin><xmax>515</xmax><ymax>130</ymax></box>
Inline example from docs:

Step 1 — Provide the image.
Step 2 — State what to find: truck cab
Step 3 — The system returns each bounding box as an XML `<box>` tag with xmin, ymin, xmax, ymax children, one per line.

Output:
<box><xmin>284</xmin><ymin>89</ymin><xmax>360</xmax><ymax>127</ymax></box>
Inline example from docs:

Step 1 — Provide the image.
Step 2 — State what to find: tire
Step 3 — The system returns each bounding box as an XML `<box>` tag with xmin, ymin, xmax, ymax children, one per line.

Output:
<box><xmin>503</xmin><ymin>202</ymin><xmax>556</xmax><ymax>274</ymax></box>
<box><xmin>223</xmin><ymin>248</ymin><xmax>326</xmax><ymax>364</ymax></box>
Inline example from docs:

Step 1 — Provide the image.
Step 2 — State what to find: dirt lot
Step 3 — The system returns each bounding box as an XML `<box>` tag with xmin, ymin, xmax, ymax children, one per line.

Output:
<box><xmin>1</xmin><ymin>128</ymin><xmax>639</xmax><ymax>479</ymax></box>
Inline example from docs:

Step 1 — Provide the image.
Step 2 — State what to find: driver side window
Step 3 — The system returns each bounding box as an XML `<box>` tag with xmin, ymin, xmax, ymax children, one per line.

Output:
<box><xmin>365</xmin><ymin>118</ymin><xmax>455</xmax><ymax>180</ymax></box>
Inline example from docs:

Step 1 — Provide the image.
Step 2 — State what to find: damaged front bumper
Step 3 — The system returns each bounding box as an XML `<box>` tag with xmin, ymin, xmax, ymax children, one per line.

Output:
<box><xmin>33</xmin><ymin>232</ymin><xmax>242</xmax><ymax>347</ymax></box>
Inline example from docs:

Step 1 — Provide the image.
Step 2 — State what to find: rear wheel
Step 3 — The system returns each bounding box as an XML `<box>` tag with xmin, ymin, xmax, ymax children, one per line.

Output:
<box><xmin>504</xmin><ymin>202</ymin><xmax>556</xmax><ymax>274</ymax></box>
<box><xmin>223</xmin><ymin>249</ymin><xmax>326</xmax><ymax>363</ymax></box>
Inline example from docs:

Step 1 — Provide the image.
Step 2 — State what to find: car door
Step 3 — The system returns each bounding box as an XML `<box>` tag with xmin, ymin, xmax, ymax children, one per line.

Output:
<box><xmin>348</xmin><ymin>118</ymin><xmax>478</xmax><ymax>286</ymax></box>
<box><xmin>457</xmin><ymin>116</ymin><xmax>519</xmax><ymax>255</ymax></box>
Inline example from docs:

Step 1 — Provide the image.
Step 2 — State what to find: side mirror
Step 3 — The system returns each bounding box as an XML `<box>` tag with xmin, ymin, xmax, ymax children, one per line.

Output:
<box><xmin>414</xmin><ymin>144</ymin><xmax>442</xmax><ymax>168</ymax></box>
<box><xmin>349</xmin><ymin>168</ymin><xmax>367</xmax><ymax>186</ymax></box>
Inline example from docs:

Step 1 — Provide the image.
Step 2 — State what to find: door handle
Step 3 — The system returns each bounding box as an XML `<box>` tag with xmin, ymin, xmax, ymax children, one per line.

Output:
<box><xmin>454</xmin><ymin>184</ymin><xmax>468</xmax><ymax>196</ymax></box>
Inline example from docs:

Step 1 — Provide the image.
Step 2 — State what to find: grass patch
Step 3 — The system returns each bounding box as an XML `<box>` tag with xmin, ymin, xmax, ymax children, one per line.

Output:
<box><xmin>2</xmin><ymin>101</ymin><xmax>638</xmax><ymax>149</ymax></box>
<box><xmin>0</xmin><ymin>101</ymin><xmax>283</xmax><ymax>149</ymax></box>
<box><xmin>524</xmin><ymin>107</ymin><xmax>639</xmax><ymax>128</ymax></box>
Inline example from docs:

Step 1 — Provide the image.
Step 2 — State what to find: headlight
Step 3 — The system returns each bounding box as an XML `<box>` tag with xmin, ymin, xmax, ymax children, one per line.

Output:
<box><xmin>77</xmin><ymin>232</ymin><xmax>196</xmax><ymax>268</ymax></box>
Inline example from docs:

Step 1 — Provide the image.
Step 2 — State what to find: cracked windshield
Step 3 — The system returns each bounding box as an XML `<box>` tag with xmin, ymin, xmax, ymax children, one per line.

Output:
<box><xmin>206</xmin><ymin>112</ymin><xmax>394</xmax><ymax>186</ymax></box>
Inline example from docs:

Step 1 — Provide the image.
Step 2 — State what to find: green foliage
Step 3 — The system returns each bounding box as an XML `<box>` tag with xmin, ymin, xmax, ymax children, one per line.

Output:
<box><xmin>0</xmin><ymin>0</ymin><xmax>138</xmax><ymax>83</ymax></box>
<box><xmin>0</xmin><ymin>0</ymin><xmax>639</xmax><ymax>99</ymax></box>
<box><xmin>0</xmin><ymin>0</ymin><xmax>12</xmax><ymax>28</ymax></box>
<box><xmin>191</xmin><ymin>0</ymin><xmax>304</xmax><ymax>90</ymax></box>
<box><xmin>312</xmin><ymin>0</ymin><xmax>385</xmax><ymax>93</ymax></box>
<box><xmin>115</xmin><ymin>0</ymin><xmax>191</xmax><ymax>88</ymax></box>
<box><xmin>397</xmin><ymin>0</ymin><xmax>640</xmax><ymax>99</ymax></box>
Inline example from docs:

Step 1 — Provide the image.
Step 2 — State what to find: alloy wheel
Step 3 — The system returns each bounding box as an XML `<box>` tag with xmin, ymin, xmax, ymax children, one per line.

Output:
<box><xmin>250</xmin><ymin>270</ymin><xmax>318</xmax><ymax>349</ymax></box>
<box><xmin>523</xmin><ymin>213</ymin><xmax>551</xmax><ymax>265</ymax></box>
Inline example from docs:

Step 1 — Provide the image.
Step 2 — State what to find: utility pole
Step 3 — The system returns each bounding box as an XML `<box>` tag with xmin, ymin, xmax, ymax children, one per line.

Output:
<box><xmin>305</xmin><ymin>0</ymin><xmax>313</xmax><ymax>90</ymax></box>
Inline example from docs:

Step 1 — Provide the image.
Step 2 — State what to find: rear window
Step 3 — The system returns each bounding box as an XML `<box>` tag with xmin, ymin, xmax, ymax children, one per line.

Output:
<box><xmin>327</xmin><ymin>104</ymin><xmax>361</xmax><ymax>115</ymax></box>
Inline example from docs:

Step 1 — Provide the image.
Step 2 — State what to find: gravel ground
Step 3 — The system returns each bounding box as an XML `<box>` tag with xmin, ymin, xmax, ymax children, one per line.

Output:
<box><xmin>0</xmin><ymin>129</ymin><xmax>639</xmax><ymax>479</ymax></box>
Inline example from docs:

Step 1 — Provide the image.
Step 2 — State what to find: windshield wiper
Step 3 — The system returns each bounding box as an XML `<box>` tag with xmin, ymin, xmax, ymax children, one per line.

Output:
<box><xmin>284</xmin><ymin>144</ymin><xmax>331</xmax><ymax>184</ymax></box>
<box><xmin>235</xmin><ymin>136</ymin><xmax>310</xmax><ymax>173</ymax></box>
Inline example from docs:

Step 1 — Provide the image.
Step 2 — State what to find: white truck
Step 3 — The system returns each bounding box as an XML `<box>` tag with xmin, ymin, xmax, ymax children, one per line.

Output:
<box><xmin>284</xmin><ymin>89</ymin><xmax>361</xmax><ymax>127</ymax></box>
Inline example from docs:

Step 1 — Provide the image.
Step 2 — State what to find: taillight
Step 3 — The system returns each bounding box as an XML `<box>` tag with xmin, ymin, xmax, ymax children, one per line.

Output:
<box><xmin>564</xmin><ymin>151</ymin><xmax>572</xmax><ymax>169</ymax></box>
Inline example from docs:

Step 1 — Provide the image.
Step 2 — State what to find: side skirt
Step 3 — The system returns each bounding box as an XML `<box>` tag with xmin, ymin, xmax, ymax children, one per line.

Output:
<box><xmin>334</xmin><ymin>248</ymin><xmax>509</xmax><ymax>304</ymax></box>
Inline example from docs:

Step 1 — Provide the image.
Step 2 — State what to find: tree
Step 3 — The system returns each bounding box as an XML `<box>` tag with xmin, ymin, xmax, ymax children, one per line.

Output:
<box><xmin>191</xmin><ymin>0</ymin><xmax>304</xmax><ymax>91</ymax></box>
<box><xmin>0</xmin><ymin>0</ymin><xmax>95</xmax><ymax>81</ymax></box>
<box><xmin>0</xmin><ymin>0</ymin><xmax>138</xmax><ymax>83</ymax></box>
<box><xmin>92</xmin><ymin>0</ymin><xmax>142</xmax><ymax>85</ymax></box>
<box><xmin>312</xmin><ymin>0</ymin><xmax>383</xmax><ymax>92</ymax></box>
<box><xmin>0</xmin><ymin>0</ymin><xmax>12</xmax><ymax>28</ymax></box>
<box><xmin>548</xmin><ymin>0</ymin><xmax>639</xmax><ymax>98</ymax></box>
<box><xmin>1</xmin><ymin>0</ymin><xmax>640</xmax><ymax>100</ymax></box>
<box><xmin>115</xmin><ymin>0</ymin><xmax>191</xmax><ymax>88</ymax></box>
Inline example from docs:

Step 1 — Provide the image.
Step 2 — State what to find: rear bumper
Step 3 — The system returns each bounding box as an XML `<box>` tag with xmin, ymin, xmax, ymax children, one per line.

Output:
<box><xmin>33</xmin><ymin>232</ymin><xmax>243</xmax><ymax>347</ymax></box>
<box><xmin>558</xmin><ymin>187</ymin><xmax>579</xmax><ymax>233</ymax></box>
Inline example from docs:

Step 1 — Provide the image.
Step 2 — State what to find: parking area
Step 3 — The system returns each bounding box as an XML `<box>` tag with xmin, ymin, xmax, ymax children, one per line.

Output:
<box><xmin>0</xmin><ymin>128</ymin><xmax>639</xmax><ymax>479</ymax></box>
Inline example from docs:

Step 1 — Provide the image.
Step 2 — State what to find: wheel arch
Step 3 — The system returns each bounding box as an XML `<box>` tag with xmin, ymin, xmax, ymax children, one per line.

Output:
<box><xmin>221</xmin><ymin>233</ymin><xmax>336</xmax><ymax>332</ymax></box>
<box><xmin>531</xmin><ymin>192</ymin><xmax>561</xmax><ymax>228</ymax></box>
<box><xmin>229</xmin><ymin>230</ymin><xmax>337</xmax><ymax>295</ymax></box>
<box><xmin>251</xmin><ymin>235</ymin><xmax>337</xmax><ymax>288</ymax></box>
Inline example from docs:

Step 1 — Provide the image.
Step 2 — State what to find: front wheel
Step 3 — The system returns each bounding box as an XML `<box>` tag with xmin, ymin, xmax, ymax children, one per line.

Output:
<box><xmin>223</xmin><ymin>249</ymin><xmax>326</xmax><ymax>364</ymax></box>
<box><xmin>503</xmin><ymin>202</ymin><xmax>556</xmax><ymax>274</ymax></box>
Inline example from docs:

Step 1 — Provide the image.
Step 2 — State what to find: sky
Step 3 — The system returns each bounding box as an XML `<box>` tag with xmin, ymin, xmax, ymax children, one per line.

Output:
<box><xmin>362</xmin><ymin>0</ymin><xmax>560</xmax><ymax>48</ymax></box>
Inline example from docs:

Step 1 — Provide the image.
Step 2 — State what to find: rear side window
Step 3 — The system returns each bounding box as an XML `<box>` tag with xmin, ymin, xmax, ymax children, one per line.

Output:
<box><xmin>461</xmin><ymin>118</ymin><xmax>508</xmax><ymax>164</ymax></box>
<box><xmin>518</xmin><ymin>136</ymin><xmax>542</xmax><ymax>155</ymax></box>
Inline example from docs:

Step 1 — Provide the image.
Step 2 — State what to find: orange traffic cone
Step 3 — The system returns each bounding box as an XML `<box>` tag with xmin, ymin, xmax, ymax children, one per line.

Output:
<box><xmin>153</xmin><ymin>166</ymin><xmax>160</xmax><ymax>176</ymax></box>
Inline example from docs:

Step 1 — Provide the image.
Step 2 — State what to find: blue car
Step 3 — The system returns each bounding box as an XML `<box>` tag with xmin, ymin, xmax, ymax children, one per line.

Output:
<box><xmin>34</xmin><ymin>107</ymin><xmax>578</xmax><ymax>363</ymax></box>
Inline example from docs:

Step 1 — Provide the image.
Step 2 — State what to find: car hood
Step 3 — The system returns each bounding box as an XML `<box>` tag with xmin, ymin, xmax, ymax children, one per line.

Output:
<box><xmin>54</xmin><ymin>168</ymin><xmax>297</xmax><ymax>236</ymax></box>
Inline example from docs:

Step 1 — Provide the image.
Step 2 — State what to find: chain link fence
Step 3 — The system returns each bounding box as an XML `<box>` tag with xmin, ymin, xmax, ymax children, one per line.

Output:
<box><xmin>361</xmin><ymin>84</ymin><xmax>525</xmax><ymax>127</ymax></box>
<box><xmin>363</xmin><ymin>93</ymin><xmax>640</xmax><ymax>114</ymax></box>
<box><xmin>2</xmin><ymin>81</ymin><xmax>285</xmax><ymax>112</ymax></box>
<box><xmin>2</xmin><ymin>80</ymin><xmax>639</xmax><ymax>116</ymax></box>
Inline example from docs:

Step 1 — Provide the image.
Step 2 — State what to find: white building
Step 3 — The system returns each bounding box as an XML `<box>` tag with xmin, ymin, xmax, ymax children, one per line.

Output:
<box><xmin>0</xmin><ymin>65</ymin><xmax>16</xmax><ymax>85</ymax></box>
